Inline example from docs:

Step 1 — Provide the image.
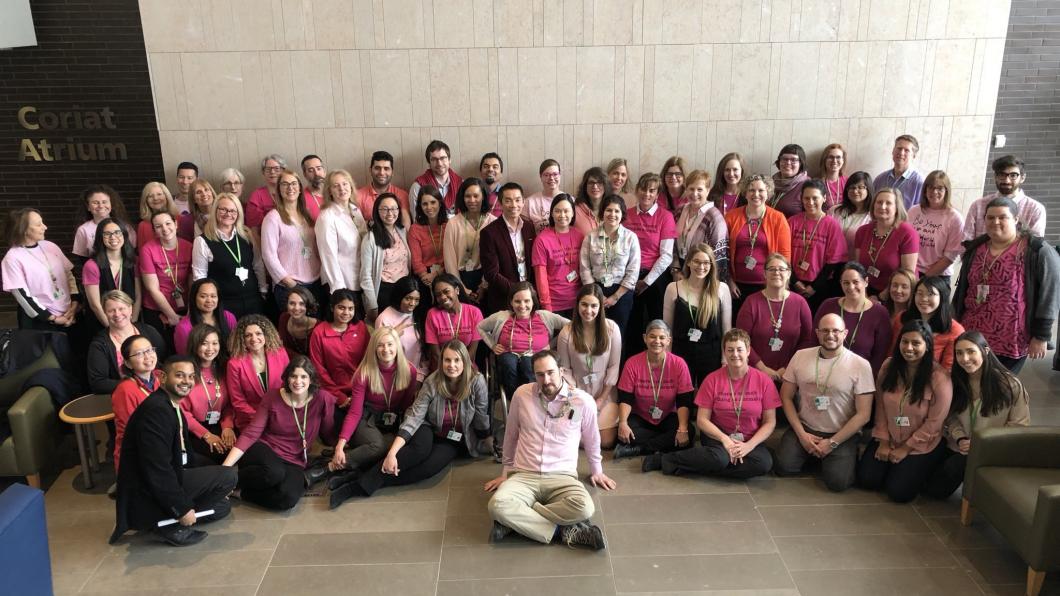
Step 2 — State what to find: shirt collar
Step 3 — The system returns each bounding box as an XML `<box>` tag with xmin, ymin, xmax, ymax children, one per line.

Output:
<box><xmin>504</xmin><ymin>216</ymin><xmax>523</xmax><ymax>234</ymax></box>
<box><xmin>637</xmin><ymin>203</ymin><xmax>659</xmax><ymax>216</ymax></box>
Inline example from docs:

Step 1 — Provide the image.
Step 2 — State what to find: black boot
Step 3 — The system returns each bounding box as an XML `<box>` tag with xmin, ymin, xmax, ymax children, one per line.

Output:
<box><xmin>327</xmin><ymin>468</ymin><xmax>360</xmax><ymax>491</ymax></box>
<box><xmin>303</xmin><ymin>462</ymin><xmax>329</xmax><ymax>488</ymax></box>
<box><xmin>328</xmin><ymin>476</ymin><xmax>365</xmax><ymax>510</ymax></box>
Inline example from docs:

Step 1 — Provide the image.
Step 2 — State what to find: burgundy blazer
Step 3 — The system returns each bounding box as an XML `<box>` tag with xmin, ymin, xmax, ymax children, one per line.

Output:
<box><xmin>479</xmin><ymin>216</ymin><xmax>536</xmax><ymax>315</ymax></box>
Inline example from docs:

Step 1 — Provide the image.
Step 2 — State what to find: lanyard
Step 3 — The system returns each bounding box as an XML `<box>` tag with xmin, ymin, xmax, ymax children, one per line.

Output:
<box><xmin>428</xmin><ymin>223</ymin><xmax>443</xmax><ymax>258</ymax></box>
<box><xmin>220</xmin><ymin>233</ymin><xmax>243</xmax><ymax>265</ymax></box>
<box><xmin>744</xmin><ymin>217</ymin><xmax>763</xmax><ymax>252</ymax></box>
<box><xmin>289</xmin><ymin>392</ymin><xmax>311</xmax><ymax>463</ymax></box>
<box><xmin>980</xmin><ymin>239</ymin><xmax>1023</xmax><ymax>283</ymax></box>
<box><xmin>680</xmin><ymin>282</ymin><xmax>698</xmax><ymax>326</ymax></box>
<box><xmin>444</xmin><ymin>399</ymin><xmax>458</xmax><ymax>429</ymax></box>
<box><xmin>841</xmin><ymin>297</ymin><xmax>868</xmax><ymax>348</ymax></box>
<box><xmin>798</xmin><ymin>215</ymin><xmax>825</xmax><ymax>268</ymax></box>
<box><xmin>537</xmin><ymin>386</ymin><xmax>571</xmax><ymax>419</ymax></box>
<box><xmin>172</xmin><ymin>402</ymin><xmax>186</xmax><ymax>457</ymax></box>
<box><xmin>445</xmin><ymin>306</ymin><xmax>463</xmax><ymax>340</ymax></box>
<box><xmin>381</xmin><ymin>370</ymin><xmax>396</xmax><ymax>411</ymax></box>
<box><xmin>201</xmin><ymin>368</ymin><xmax>221</xmax><ymax>410</ymax></box>
<box><xmin>765</xmin><ymin>292</ymin><xmax>788</xmax><ymax>338</ymax></box>
<box><xmin>23</xmin><ymin>245</ymin><xmax>63</xmax><ymax>299</ymax></box>
<box><xmin>134</xmin><ymin>373</ymin><xmax>156</xmax><ymax>396</ymax></box>
<box><xmin>726</xmin><ymin>372</ymin><xmax>748</xmax><ymax>435</ymax></box>
<box><xmin>646</xmin><ymin>354</ymin><xmax>667</xmax><ymax>411</ymax></box>
<box><xmin>599</xmin><ymin>229</ymin><xmax>618</xmax><ymax>274</ymax></box>
<box><xmin>160</xmin><ymin>242</ymin><xmax>180</xmax><ymax>286</ymax></box>
<box><xmin>866</xmin><ymin>226</ymin><xmax>893</xmax><ymax>268</ymax></box>
<box><xmin>508</xmin><ymin>315</ymin><xmax>533</xmax><ymax>355</ymax></box>
<box><xmin>814</xmin><ymin>348</ymin><xmax>843</xmax><ymax>394</ymax></box>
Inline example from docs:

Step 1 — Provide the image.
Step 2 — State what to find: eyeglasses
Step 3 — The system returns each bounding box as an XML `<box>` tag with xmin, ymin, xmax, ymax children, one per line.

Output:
<box><xmin>101</xmin><ymin>230</ymin><xmax>124</xmax><ymax>238</ymax></box>
<box><xmin>221</xmin><ymin>180</ymin><xmax>243</xmax><ymax>188</ymax></box>
<box><xmin>587</xmin><ymin>181</ymin><xmax>604</xmax><ymax>188</ymax></box>
<box><xmin>543</xmin><ymin>173</ymin><xmax>561</xmax><ymax>179</ymax></box>
<box><xmin>129</xmin><ymin>347</ymin><xmax>156</xmax><ymax>359</ymax></box>
<box><xmin>779</xmin><ymin>157</ymin><xmax>800</xmax><ymax>164</ymax></box>
<box><xmin>825</xmin><ymin>155</ymin><xmax>844</xmax><ymax>161</ymax></box>
<box><xmin>848</xmin><ymin>185</ymin><xmax>868</xmax><ymax>192</ymax></box>
<box><xmin>263</xmin><ymin>166</ymin><xmax>283</xmax><ymax>173</ymax></box>
<box><xmin>216</xmin><ymin>207</ymin><xmax>238</xmax><ymax>215</ymax></box>
<box><xmin>817</xmin><ymin>329</ymin><xmax>845</xmax><ymax>335</ymax></box>
<box><xmin>278</xmin><ymin>181</ymin><xmax>300</xmax><ymax>189</ymax></box>
<box><xmin>379</xmin><ymin>207</ymin><xmax>400</xmax><ymax>214</ymax></box>
<box><xmin>688</xmin><ymin>259</ymin><xmax>712</xmax><ymax>268</ymax></box>
<box><xmin>765</xmin><ymin>267</ymin><xmax>790</xmax><ymax>273</ymax></box>
<box><xmin>995</xmin><ymin>172</ymin><xmax>1021</xmax><ymax>180</ymax></box>
<box><xmin>665</xmin><ymin>171</ymin><xmax>683</xmax><ymax>179</ymax></box>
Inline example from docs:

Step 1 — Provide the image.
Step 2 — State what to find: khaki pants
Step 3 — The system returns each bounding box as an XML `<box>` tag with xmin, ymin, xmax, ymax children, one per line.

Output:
<box><xmin>487</xmin><ymin>471</ymin><xmax>594</xmax><ymax>543</ymax></box>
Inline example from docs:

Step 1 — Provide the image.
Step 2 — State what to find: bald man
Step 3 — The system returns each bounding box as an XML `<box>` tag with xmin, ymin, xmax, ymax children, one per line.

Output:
<box><xmin>774</xmin><ymin>313</ymin><xmax>875</xmax><ymax>491</ymax></box>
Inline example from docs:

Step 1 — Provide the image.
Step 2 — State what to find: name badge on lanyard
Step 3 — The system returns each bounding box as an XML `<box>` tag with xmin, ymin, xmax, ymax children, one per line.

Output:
<box><xmin>205</xmin><ymin>410</ymin><xmax>221</xmax><ymax>424</ymax></box>
<box><xmin>446</xmin><ymin>429</ymin><xmax>462</xmax><ymax>442</ymax></box>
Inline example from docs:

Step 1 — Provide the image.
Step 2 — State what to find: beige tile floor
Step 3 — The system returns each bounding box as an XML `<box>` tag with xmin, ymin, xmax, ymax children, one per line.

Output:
<box><xmin>45</xmin><ymin>356</ymin><xmax>1060</xmax><ymax>596</ymax></box>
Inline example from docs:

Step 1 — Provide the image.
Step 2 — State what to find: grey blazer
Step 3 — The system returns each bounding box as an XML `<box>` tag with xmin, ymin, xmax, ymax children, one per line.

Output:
<box><xmin>398</xmin><ymin>371</ymin><xmax>491</xmax><ymax>456</ymax></box>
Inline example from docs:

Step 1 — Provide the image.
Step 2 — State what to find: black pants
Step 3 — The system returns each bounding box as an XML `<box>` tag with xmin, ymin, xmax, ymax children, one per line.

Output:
<box><xmin>627</xmin><ymin>269</ymin><xmax>671</xmax><ymax>357</ymax></box>
<box><xmin>996</xmin><ymin>354</ymin><xmax>1027</xmax><ymax>374</ymax></box>
<box><xmin>626</xmin><ymin>413</ymin><xmax>681</xmax><ymax>453</ymax></box>
<box><xmin>141</xmin><ymin>308</ymin><xmax>178</xmax><ymax>357</ymax></box>
<box><xmin>921</xmin><ymin>448</ymin><xmax>966</xmax><ymax>499</ymax></box>
<box><xmin>189</xmin><ymin>423</ymin><xmax>231</xmax><ymax>465</ymax></box>
<box><xmin>340</xmin><ymin>414</ymin><xmax>390</xmax><ymax>470</ymax></box>
<box><xmin>660</xmin><ymin>436</ymin><xmax>772</xmax><ymax>479</ymax></box>
<box><xmin>601</xmin><ymin>284</ymin><xmax>634</xmax><ymax>332</ymax></box>
<box><xmin>459</xmin><ymin>269</ymin><xmax>484</xmax><ymax>310</ymax></box>
<box><xmin>237</xmin><ymin>442</ymin><xmax>305</xmax><ymax>511</ymax></box>
<box><xmin>225</xmin><ymin>291</ymin><xmax>265</xmax><ymax>321</ymax></box>
<box><xmin>177</xmin><ymin>464</ymin><xmax>238</xmax><ymax>525</ymax></box>
<box><xmin>856</xmin><ymin>440</ymin><xmax>947</xmax><ymax>503</ymax></box>
<box><xmin>357</xmin><ymin>426</ymin><xmax>465</xmax><ymax>495</ymax></box>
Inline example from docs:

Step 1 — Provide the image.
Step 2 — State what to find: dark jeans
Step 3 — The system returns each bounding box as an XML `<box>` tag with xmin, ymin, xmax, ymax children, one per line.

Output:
<box><xmin>602</xmin><ymin>284</ymin><xmax>634</xmax><ymax>332</ymax></box>
<box><xmin>774</xmin><ymin>427</ymin><xmax>859</xmax><ymax>492</ymax></box>
<box><xmin>357</xmin><ymin>426</ymin><xmax>465</xmax><ymax>495</ymax></box>
<box><xmin>495</xmin><ymin>352</ymin><xmax>533</xmax><ymax>444</ymax></box>
<box><xmin>922</xmin><ymin>448</ymin><xmax>966</xmax><ymax>499</ymax></box>
<box><xmin>272</xmin><ymin>280</ymin><xmax>327</xmax><ymax>315</ymax></box>
<box><xmin>627</xmin><ymin>269</ymin><xmax>671</xmax><ymax>357</ymax></box>
<box><xmin>996</xmin><ymin>354</ymin><xmax>1027</xmax><ymax>374</ymax></box>
<box><xmin>857</xmin><ymin>440</ymin><xmax>948</xmax><ymax>503</ymax></box>
<box><xmin>625</xmin><ymin>413</ymin><xmax>682</xmax><ymax>453</ymax></box>
<box><xmin>156</xmin><ymin>464</ymin><xmax>236</xmax><ymax>528</ymax></box>
<box><xmin>237</xmin><ymin>441</ymin><xmax>305</xmax><ymax>511</ymax></box>
<box><xmin>660</xmin><ymin>436</ymin><xmax>773</xmax><ymax>479</ymax></box>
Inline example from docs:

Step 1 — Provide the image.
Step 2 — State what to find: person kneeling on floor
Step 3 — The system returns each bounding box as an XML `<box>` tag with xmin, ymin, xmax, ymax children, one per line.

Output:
<box><xmin>109</xmin><ymin>355</ymin><xmax>237</xmax><ymax>547</ymax></box>
<box><xmin>484</xmin><ymin>349</ymin><xmax>617</xmax><ymax>550</ymax></box>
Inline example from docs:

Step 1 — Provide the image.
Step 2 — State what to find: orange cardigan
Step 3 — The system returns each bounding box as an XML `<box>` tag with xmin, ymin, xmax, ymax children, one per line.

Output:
<box><xmin>723</xmin><ymin>206</ymin><xmax>791</xmax><ymax>261</ymax></box>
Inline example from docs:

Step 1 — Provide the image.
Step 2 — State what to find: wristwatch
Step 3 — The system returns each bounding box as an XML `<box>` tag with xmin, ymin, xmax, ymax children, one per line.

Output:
<box><xmin>829</xmin><ymin>440</ymin><xmax>840</xmax><ymax>450</ymax></box>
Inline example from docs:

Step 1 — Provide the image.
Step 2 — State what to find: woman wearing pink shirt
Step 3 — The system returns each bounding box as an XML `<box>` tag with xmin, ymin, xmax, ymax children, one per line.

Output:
<box><xmin>83</xmin><ymin>218</ymin><xmax>140</xmax><ymax>335</ymax></box>
<box><xmin>308</xmin><ymin>289</ymin><xmax>369</xmax><ymax>426</ymax></box>
<box><xmin>180</xmin><ymin>324</ymin><xmax>235</xmax><ymax>464</ymax></box>
<box><xmin>244</xmin><ymin>154</ymin><xmax>285</xmax><ymax>232</ymax></box>
<box><xmin>376</xmin><ymin>276</ymin><xmax>425</xmax><ymax>375</ymax></box>
<box><xmin>360</xmin><ymin>194</ymin><xmax>411</xmax><ymax>324</ymax></box>
<box><xmin>408</xmin><ymin>185</ymin><xmax>447</xmax><ymax>317</ymax></box>
<box><xmin>857</xmin><ymin>320</ymin><xmax>951</xmax><ymax>502</ymax></box>
<box><xmin>707</xmin><ymin>152</ymin><xmax>746</xmax><ymax>215</ymax></box>
<box><xmin>173</xmin><ymin>278</ymin><xmax>236</xmax><ymax>355</ymax></box>
<box><xmin>525</xmin><ymin>159</ymin><xmax>562</xmax><ymax>232</ymax></box>
<box><xmin>789</xmin><ymin>179</ymin><xmax>847</xmax><ymax>312</ymax></box>
<box><xmin>907</xmin><ymin>170</ymin><xmax>965</xmax><ymax>285</ymax></box>
<box><xmin>644</xmin><ymin>328</ymin><xmax>781</xmax><ymax>479</ymax></box>
<box><xmin>139</xmin><ymin>210</ymin><xmax>192</xmax><ymax>350</ymax></box>
<box><xmin>226</xmin><ymin>315</ymin><xmax>290</xmax><ymax>430</ymax></box>
<box><xmin>736</xmin><ymin>254</ymin><xmax>814</xmax><ymax>384</ymax></box>
<box><xmin>673</xmin><ymin>169</ymin><xmax>728</xmax><ymax>282</ymax></box>
<box><xmin>425</xmin><ymin>274</ymin><xmax>483</xmax><ymax>371</ymax></box>
<box><xmin>532</xmin><ymin>194</ymin><xmax>584</xmax><ymax>317</ymax></box>
<box><xmin>135</xmin><ymin>182</ymin><xmax>178</xmax><ymax>247</ymax></box>
<box><xmin>443</xmin><ymin>178</ymin><xmax>495</xmax><ymax>306</ymax></box>
<box><xmin>659</xmin><ymin>156</ymin><xmax>687</xmax><ymax>212</ymax></box>
<box><xmin>72</xmin><ymin>184</ymin><xmax>134</xmax><ymax>262</ymax></box>
<box><xmin>819</xmin><ymin>143</ymin><xmax>849</xmax><ymax>210</ymax></box>
<box><xmin>262</xmin><ymin>170</ymin><xmax>324</xmax><ymax>311</ymax></box>
<box><xmin>614</xmin><ymin>320</ymin><xmax>694</xmax><ymax>460</ymax></box>
<box><xmin>573</xmin><ymin>167</ymin><xmax>607</xmax><ymax>237</ymax></box>
<box><xmin>2</xmin><ymin>209</ymin><xmax>79</xmax><ymax>332</ymax></box>
<box><xmin>854</xmin><ymin>187</ymin><xmax>919</xmax><ymax>299</ymax></box>
<box><xmin>606</xmin><ymin>158</ymin><xmax>636</xmax><ymax>206</ymax></box>
<box><xmin>829</xmin><ymin>171</ymin><xmax>873</xmax><ymax>261</ymax></box>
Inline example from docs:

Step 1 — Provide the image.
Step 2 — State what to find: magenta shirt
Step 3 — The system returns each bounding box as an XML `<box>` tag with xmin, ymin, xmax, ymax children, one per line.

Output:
<box><xmin>425</xmin><ymin>304</ymin><xmax>483</xmax><ymax>346</ymax></box>
<box><xmin>824</xmin><ymin>176</ymin><xmax>847</xmax><ymax>210</ymax></box>
<box><xmin>696</xmin><ymin>366</ymin><xmax>781</xmax><ymax>438</ymax></box>
<box><xmin>531</xmin><ymin>227</ymin><xmax>584</xmax><ymax>312</ymax></box>
<box><xmin>719</xmin><ymin>193</ymin><xmax>740</xmax><ymax>215</ymax></box>
<box><xmin>735</xmin><ymin>291</ymin><xmax>814</xmax><ymax>371</ymax></box>
<box><xmin>961</xmin><ymin>241</ymin><xmax>1029</xmax><ymax>358</ymax></box>
<box><xmin>179</xmin><ymin>365</ymin><xmax>232</xmax><ymax>437</ymax></box>
<box><xmin>498</xmin><ymin>313</ymin><xmax>551</xmax><ymax>354</ymax></box>
<box><xmin>789</xmin><ymin>213</ymin><xmax>847</xmax><ymax>282</ymax></box>
<box><xmin>617</xmin><ymin>352</ymin><xmax>694</xmax><ymax>426</ymax></box>
<box><xmin>814</xmin><ymin>297</ymin><xmax>893</xmax><ymax>375</ymax></box>
<box><xmin>139</xmin><ymin>239</ymin><xmax>193</xmax><ymax>312</ymax></box>
<box><xmin>854</xmin><ymin>222</ymin><xmax>919</xmax><ymax>292</ymax></box>
<box><xmin>235</xmin><ymin>388</ymin><xmax>336</xmax><ymax>467</ymax></box>
<box><xmin>173</xmin><ymin>310</ymin><xmax>237</xmax><ymax>355</ymax></box>
<box><xmin>730</xmin><ymin>219</ymin><xmax>771</xmax><ymax>284</ymax></box>
<box><xmin>624</xmin><ymin>206</ymin><xmax>677</xmax><ymax>270</ymax></box>
<box><xmin>245</xmin><ymin>186</ymin><xmax>274</xmax><ymax>229</ymax></box>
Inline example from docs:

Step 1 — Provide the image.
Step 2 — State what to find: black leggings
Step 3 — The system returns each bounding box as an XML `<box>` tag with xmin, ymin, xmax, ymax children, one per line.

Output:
<box><xmin>357</xmin><ymin>426</ymin><xmax>465</xmax><ymax>495</ymax></box>
<box><xmin>237</xmin><ymin>442</ymin><xmax>305</xmax><ymax>511</ymax></box>
<box><xmin>660</xmin><ymin>436</ymin><xmax>772</xmax><ymax>479</ymax></box>
<box><xmin>626</xmin><ymin>413</ymin><xmax>682</xmax><ymax>453</ymax></box>
<box><xmin>921</xmin><ymin>448</ymin><xmax>966</xmax><ymax>499</ymax></box>
<box><xmin>856</xmin><ymin>440</ymin><xmax>947</xmax><ymax>503</ymax></box>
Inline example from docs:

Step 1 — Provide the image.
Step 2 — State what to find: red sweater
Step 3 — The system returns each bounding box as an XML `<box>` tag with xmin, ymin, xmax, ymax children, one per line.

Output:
<box><xmin>408</xmin><ymin>223</ymin><xmax>446</xmax><ymax>275</ymax></box>
<box><xmin>112</xmin><ymin>371</ymin><xmax>162</xmax><ymax>471</ymax></box>
<box><xmin>308</xmin><ymin>320</ymin><xmax>369</xmax><ymax>399</ymax></box>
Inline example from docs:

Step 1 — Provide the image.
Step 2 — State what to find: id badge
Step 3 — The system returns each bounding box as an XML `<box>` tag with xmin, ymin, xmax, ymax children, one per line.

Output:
<box><xmin>729</xmin><ymin>432</ymin><xmax>744</xmax><ymax>442</ymax></box>
<box><xmin>381</xmin><ymin>411</ymin><xmax>398</xmax><ymax>426</ymax></box>
<box><xmin>895</xmin><ymin>415</ymin><xmax>911</xmax><ymax>427</ymax></box>
<box><xmin>173</xmin><ymin>291</ymin><xmax>185</xmax><ymax>309</ymax></box>
<box><xmin>768</xmin><ymin>337</ymin><xmax>784</xmax><ymax>351</ymax></box>
<box><xmin>582</xmin><ymin>373</ymin><xmax>598</xmax><ymax>387</ymax></box>
<box><xmin>602</xmin><ymin>274</ymin><xmax>613</xmax><ymax>287</ymax></box>
<box><xmin>181</xmin><ymin>451</ymin><xmax>188</xmax><ymax>465</ymax></box>
<box><xmin>205</xmin><ymin>410</ymin><xmax>221</xmax><ymax>424</ymax></box>
<box><xmin>301</xmin><ymin>245</ymin><xmax>311</xmax><ymax>260</ymax></box>
<box><xmin>813</xmin><ymin>395</ymin><xmax>830</xmax><ymax>411</ymax></box>
<box><xmin>867</xmin><ymin>266</ymin><xmax>881</xmax><ymax>278</ymax></box>
<box><xmin>570</xmin><ymin>407</ymin><xmax>582</xmax><ymax>423</ymax></box>
<box><xmin>688</xmin><ymin>328</ymin><xmax>703</xmax><ymax>341</ymax></box>
<box><xmin>446</xmin><ymin>429</ymin><xmax>463</xmax><ymax>442</ymax></box>
<box><xmin>976</xmin><ymin>284</ymin><xmax>990</xmax><ymax>303</ymax></box>
<box><xmin>744</xmin><ymin>255</ymin><xmax>757</xmax><ymax>270</ymax></box>
<box><xmin>649</xmin><ymin>406</ymin><xmax>663</xmax><ymax>420</ymax></box>
<box><xmin>517</xmin><ymin>262</ymin><xmax>527</xmax><ymax>280</ymax></box>
<box><xmin>566</xmin><ymin>270</ymin><xmax>578</xmax><ymax>283</ymax></box>
<box><xmin>235</xmin><ymin>266</ymin><xmax>249</xmax><ymax>282</ymax></box>
<box><xmin>798</xmin><ymin>260</ymin><xmax>809</xmax><ymax>271</ymax></box>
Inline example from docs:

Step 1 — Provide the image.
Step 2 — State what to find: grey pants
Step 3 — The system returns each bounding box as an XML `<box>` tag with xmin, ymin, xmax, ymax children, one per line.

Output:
<box><xmin>773</xmin><ymin>427</ymin><xmax>859</xmax><ymax>492</ymax></box>
<box><xmin>342</xmin><ymin>414</ymin><xmax>390</xmax><ymax>470</ymax></box>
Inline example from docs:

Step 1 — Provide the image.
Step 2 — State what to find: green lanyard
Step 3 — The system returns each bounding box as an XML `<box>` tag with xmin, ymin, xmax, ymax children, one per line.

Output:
<box><xmin>646</xmin><ymin>354</ymin><xmax>667</xmax><ymax>411</ymax></box>
<box><xmin>814</xmin><ymin>349</ymin><xmax>842</xmax><ymax>394</ymax></box>
<box><xmin>289</xmin><ymin>393</ymin><xmax>311</xmax><ymax>463</ymax></box>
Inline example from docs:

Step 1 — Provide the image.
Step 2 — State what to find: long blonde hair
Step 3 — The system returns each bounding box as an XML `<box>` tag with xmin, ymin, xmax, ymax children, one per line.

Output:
<box><xmin>356</xmin><ymin>326</ymin><xmax>412</xmax><ymax>395</ymax></box>
<box><xmin>682</xmin><ymin>243</ymin><xmax>721</xmax><ymax>328</ymax></box>
<box><xmin>203</xmin><ymin>193</ymin><xmax>251</xmax><ymax>242</ymax></box>
<box><xmin>433</xmin><ymin>339</ymin><xmax>475</xmax><ymax>402</ymax></box>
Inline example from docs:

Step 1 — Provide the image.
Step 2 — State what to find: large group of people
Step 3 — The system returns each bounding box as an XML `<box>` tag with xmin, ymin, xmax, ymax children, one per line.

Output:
<box><xmin>6</xmin><ymin>137</ymin><xmax>1055</xmax><ymax>550</ymax></box>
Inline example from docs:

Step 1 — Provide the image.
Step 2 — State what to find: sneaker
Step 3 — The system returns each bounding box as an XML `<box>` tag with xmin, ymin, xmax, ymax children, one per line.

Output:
<box><xmin>155</xmin><ymin>526</ymin><xmax>207</xmax><ymax>547</ymax></box>
<box><xmin>641</xmin><ymin>453</ymin><xmax>663</xmax><ymax>473</ymax></box>
<box><xmin>489</xmin><ymin>520</ymin><xmax>513</xmax><ymax>543</ymax></box>
<box><xmin>613</xmin><ymin>443</ymin><xmax>642</xmax><ymax>461</ymax></box>
<box><xmin>492</xmin><ymin>442</ymin><xmax>503</xmax><ymax>464</ymax></box>
<box><xmin>560</xmin><ymin>522</ymin><xmax>606</xmax><ymax>550</ymax></box>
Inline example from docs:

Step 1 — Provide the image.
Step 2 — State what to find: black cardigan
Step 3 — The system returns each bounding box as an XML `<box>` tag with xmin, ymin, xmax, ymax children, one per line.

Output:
<box><xmin>86</xmin><ymin>325</ymin><xmax>166</xmax><ymax>395</ymax></box>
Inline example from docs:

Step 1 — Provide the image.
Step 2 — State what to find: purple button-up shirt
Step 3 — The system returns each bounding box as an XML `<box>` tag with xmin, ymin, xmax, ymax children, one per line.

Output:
<box><xmin>503</xmin><ymin>381</ymin><xmax>603</xmax><ymax>476</ymax></box>
<box><xmin>873</xmin><ymin>168</ymin><xmax>925</xmax><ymax>210</ymax></box>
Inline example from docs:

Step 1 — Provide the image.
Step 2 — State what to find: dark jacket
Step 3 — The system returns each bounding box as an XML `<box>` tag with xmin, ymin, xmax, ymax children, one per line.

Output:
<box><xmin>109</xmin><ymin>390</ymin><xmax>193</xmax><ymax>543</ymax></box>
<box><xmin>86</xmin><ymin>325</ymin><xmax>166</xmax><ymax>395</ymax></box>
<box><xmin>479</xmin><ymin>216</ymin><xmax>536</xmax><ymax>315</ymax></box>
<box><xmin>953</xmin><ymin>233</ymin><xmax>1060</xmax><ymax>342</ymax></box>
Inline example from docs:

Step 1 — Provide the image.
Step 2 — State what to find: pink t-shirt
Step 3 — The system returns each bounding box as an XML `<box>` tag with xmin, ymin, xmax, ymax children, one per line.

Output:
<box><xmin>531</xmin><ymin>227</ymin><xmax>584</xmax><ymax>312</ymax></box>
<box><xmin>72</xmin><ymin>220</ymin><xmax>98</xmax><ymax>257</ymax></box>
<box><xmin>854</xmin><ymin>222</ymin><xmax>919</xmax><ymax>292</ymax></box>
<box><xmin>245</xmin><ymin>186</ymin><xmax>275</xmax><ymax>229</ymax></box>
<box><xmin>139</xmin><ymin>239</ymin><xmax>193</xmax><ymax>312</ymax></box>
<box><xmin>498</xmin><ymin>313</ymin><xmax>551</xmax><ymax>354</ymax></box>
<box><xmin>1</xmin><ymin>241</ymin><xmax>74</xmax><ymax>316</ymax></box>
<box><xmin>730</xmin><ymin>218</ymin><xmax>771</xmax><ymax>284</ymax></box>
<box><xmin>789</xmin><ymin>213</ymin><xmax>847</xmax><ymax>283</ymax></box>
<box><xmin>617</xmin><ymin>352</ymin><xmax>694</xmax><ymax>426</ymax></box>
<box><xmin>302</xmin><ymin>190</ymin><xmax>323</xmax><ymax>223</ymax></box>
<box><xmin>624</xmin><ymin>206</ymin><xmax>677</xmax><ymax>270</ymax></box>
<box><xmin>425</xmin><ymin>304</ymin><xmax>483</xmax><ymax>346</ymax></box>
<box><xmin>696</xmin><ymin>367</ymin><xmax>781</xmax><ymax>438</ymax></box>
<box><xmin>719</xmin><ymin>193</ymin><xmax>740</xmax><ymax>215</ymax></box>
<box><xmin>82</xmin><ymin>258</ymin><xmax>131</xmax><ymax>287</ymax></box>
<box><xmin>906</xmin><ymin>206</ymin><xmax>964</xmax><ymax>277</ymax></box>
